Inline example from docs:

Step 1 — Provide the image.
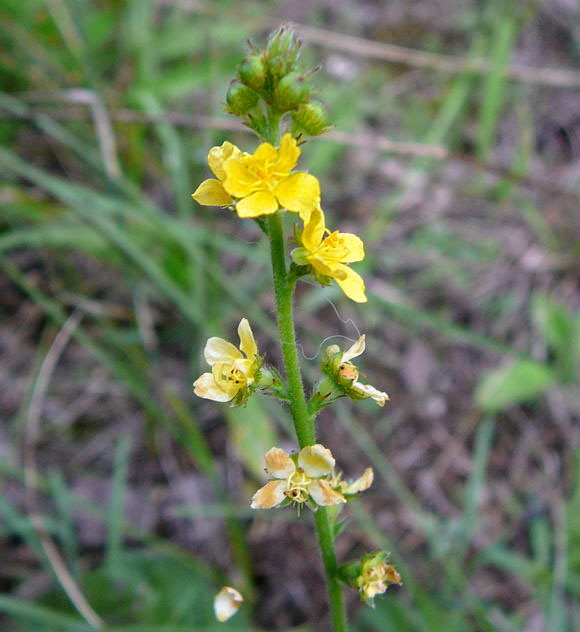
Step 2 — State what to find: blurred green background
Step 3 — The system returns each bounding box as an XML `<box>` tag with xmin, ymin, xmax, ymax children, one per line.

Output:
<box><xmin>1</xmin><ymin>1</ymin><xmax>579</xmax><ymax>630</ymax></box>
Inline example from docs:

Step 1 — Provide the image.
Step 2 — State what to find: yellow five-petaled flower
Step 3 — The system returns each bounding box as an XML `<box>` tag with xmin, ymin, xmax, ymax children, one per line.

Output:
<box><xmin>292</xmin><ymin>206</ymin><xmax>367</xmax><ymax>303</ymax></box>
<box><xmin>251</xmin><ymin>444</ymin><xmax>373</xmax><ymax>510</ymax></box>
<box><xmin>193</xmin><ymin>318</ymin><xmax>260</xmax><ymax>404</ymax></box>
<box><xmin>192</xmin><ymin>134</ymin><xmax>320</xmax><ymax>220</ymax></box>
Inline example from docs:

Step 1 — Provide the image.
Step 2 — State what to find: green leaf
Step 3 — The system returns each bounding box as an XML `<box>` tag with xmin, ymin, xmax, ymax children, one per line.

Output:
<box><xmin>475</xmin><ymin>359</ymin><xmax>554</xmax><ymax>412</ymax></box>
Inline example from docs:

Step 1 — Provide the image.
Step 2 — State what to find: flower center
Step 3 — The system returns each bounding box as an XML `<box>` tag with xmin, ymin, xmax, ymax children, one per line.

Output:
<box><xmin>285</xmin><ymin>468</ymin><xmax>312</xmax><ymax>504</ymax></box>
<box><xmin>215</xmin><ymin>363</ymin><xmax>247</xmax><ymax>387</ymax></box>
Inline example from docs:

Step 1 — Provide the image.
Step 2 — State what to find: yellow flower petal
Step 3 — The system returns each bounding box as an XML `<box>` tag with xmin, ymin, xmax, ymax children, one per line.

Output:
<box><xmin>252</xmin><ymin>141</ymin><xmax>278</xmax><ymax>164</ymax></box>
<box><xmin>223</xmin><ymin>158</ymin><xmax>259</xmax><ymax>198</ymax></box>
<box><xmin>214</xmin><ymin>586</ymin><xmax>243</xmax><ymax>622</ymax></box>
<box><xmin>264</xmin><ymin>447</ymin><xmax>296</xmax><ymax>479</ymax></box>
<box><xmin>193</xmin><ymin>373</ymin><xmax>236</xmax><ymax>402</ymax></box>
<box><xmin>334</xmin><ymin>265</ymin><xmax>367</xmax><ymax>303</ymax></box>
<box><xmin>301</xmin><ymin>206</ymin><xmax>326</xmax><ymax>252</ymax></box>
<box><xmin>235</xmin><ymin>191</ymin><xmax>278</xmax><ymax>218</ymax></box>
<box><xmin>275</xmin><ymin>133</ymin><xmax>300</xmax><ymax>174</ymax></box>
<box><xmin>342</xmin><ymin>335</ymin><xmax>366</xmax><ymax>362</ymax></box>
<box><xmin>250</xmin><ymin>480</ymin><xmax>287</xmax><ymax>509</ymax></box>
<box><xmin>275</xmin><ymin>172</ymin><xmax>320</xmax><ymax>216</ymax></box>
<box><xmin>308</xmin><ymin>479</ymin><xmax>346</xmax><ymax>506</ymax></box>
<box><xmin>299</xmin><ymin>444</ymin><xmax>335</xmax><ymax>477</ymax></box>
<box><xmin>237</xmin><ymin>318</ymin><xmax>257</xmax><ymax>359</ymax></box>
<box><xmin>345</xmin><ymin>467</ymin><xmax>374</xmax><ymax>494</ymax></box>
<box><xmin>192</xmin><ymin>179</ymin><xmax>233</xmax><ymax>207</ymax></box>
<box><xmin>204</xmin><ymin>336</ymin><xmax>242</xmax><ymax>365</ymax></box>
<box><xmin>208</xmin><ymin>142</ymin><xmax>241</xmax><ymax>181</ymax></box>
<box><xmin>337</xmin><ymin>233</ymin><xmax>365</xmax><ymax>263</ymax></box>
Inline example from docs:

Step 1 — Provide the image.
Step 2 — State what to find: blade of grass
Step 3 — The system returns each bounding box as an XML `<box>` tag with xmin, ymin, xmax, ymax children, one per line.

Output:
<box><xmin>476</xmin><ymin>15</ymin><xmax>518</xmax><ymax>161</ymax></box>
<box><xmin>105</xmin><ymin>434</ymin><xmax>132</xmax><ymax>573</ymax></box>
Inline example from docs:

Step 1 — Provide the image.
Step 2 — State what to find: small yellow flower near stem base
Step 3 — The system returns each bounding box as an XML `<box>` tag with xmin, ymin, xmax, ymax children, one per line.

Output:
<box><xmin>214</xmin><ymin>586</ymin><xmax>243</xmax><ymax>622</ymax></box>
<box><xmin>320</xmin><ymin>335</ymin><xmax>389</xmax><ymax>406</ymax></box>
<box><xmin>193</xmin><ymin>318</ymin><xmax>263</xmax><ymax>405</ymax></box>
<box><xmin>251</xmin><ymin>445</ymin><xmax>372</xmax><ymax>511</ymax></box>
<box><xmin>291</xmin><ymin>206</ymin><xmax>367</xmax><ymax>303</ymax></box>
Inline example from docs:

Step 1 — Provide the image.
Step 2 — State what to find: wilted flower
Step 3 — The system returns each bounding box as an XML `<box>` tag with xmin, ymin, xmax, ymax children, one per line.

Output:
<box><xmin>330</xmin><ymin>467</ymin><xmax>374</xmax><ymax>495</ymax></box>
<box><xmin>353</xmin><ymin>552</ymin><xmax>401</xmax><ymax>606</ymax></box>
<box><xmin>323</xmin><ymin>335</ymin><xmax>389</xmax><ymax>406</ymax></box>
<box><xmin>251</xmin><ymin>444</ymin><xmax>347</xmax><ymax>510</ymax></box>
<box><xmin>214</xmin><ymin>586</ymin><xmax>243</xmax><ymax>622</ymax></box>
<box><xmin>291</xmin><ymin>206</ymin><xmax>366</xmax><ymax>303</ymax></box>
<box><xmin>193</xmin><ymin>318</ymin><xmax>262</xmax><ymax>405</ymax></box>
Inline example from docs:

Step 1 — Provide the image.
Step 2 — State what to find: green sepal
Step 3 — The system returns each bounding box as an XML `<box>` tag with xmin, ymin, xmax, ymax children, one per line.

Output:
<box><xmin>238</xmin><ymin>54</ymin><xmax>267</xmax><ymax>92</ymax></box>
<box><xmin>333</xmin><ymin>518</ymin><xmax>348</xmax><ymax>540</ymax></box>
<box><xmin>337</xmin><ymin>560</ymin><xmax>363</xmax><ymax>586</ymax></box>
<box><xmin>225</xmin><ymin>80</ymin><xmax>259</xmax><ymax>116</ymax></box>
<box><xmin>262</xmin><ymin>366</ymin><xmax>290</xmax><ymax>402</ymax></box>
<box><xmin>273</xmin><ymin>71</ymin><xmax>311</xmax><ymax>112</ymax></box>
<box><xmin>307</xmin><ymin>377</ymin><xmax>343</xmax><ymax>416</ymax></box>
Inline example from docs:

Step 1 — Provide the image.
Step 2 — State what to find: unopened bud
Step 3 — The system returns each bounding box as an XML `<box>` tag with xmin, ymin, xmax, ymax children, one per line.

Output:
<box><xmin>238</xmin><ymin>54</ymin><xmax>266</xmax><ymax>92</ymax></box>
<box><xmin>266</xmin><ymin>25</ymin><xmax>300</xmax><ymax>64</ymax></box>
<box><xmin>291</xmin><ymin>101</ymin><xmax>331</xmax><ymax>136</ymax></box>
<box><xmin>273</xmin><ymin>72</ymin><xmax>310</xmax><ymax>111</ymax></box>
<box><xmin>226</xmin><ymin>81</ymin><xmax>259</xmax><ymax>116</ymax></box>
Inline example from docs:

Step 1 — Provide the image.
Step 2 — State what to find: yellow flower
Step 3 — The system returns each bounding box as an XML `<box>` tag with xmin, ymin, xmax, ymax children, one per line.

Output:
<box><xmin>292</xmin><ymin>207</ymin><xmax>367</xmax><ymax>303</ymax></box>
<box><xmin>192</xmin><ymin>141</ymin><xmax>242</xmax><ymax>207</ymax></box>
<box><xmin>214</xmin><ymin>586</ymin><xmax>243</xmax><ymax>622</ymax></box>
<box><xmin>251</xmin><ymin>445</ymin><xmax>346</xmax><ymax>510</ymax></box>
<box><xmin>193</xmin><ymin>318</ymin><xmax>261</xmax><ymax>405</ymax></box>
<box><xmin>324</xmin><ymin>335</ymin><xmax>389</xmax><ymax>406</ymax></box>
<box><xmin>222</xmin><ymin>133</ymin><xmax>320</xmax><ymax>219</ymax></box>
<box><xmin>354</xmin><ymin>552</ymin><xmax>401</xmax><ymax>606</ymax></box>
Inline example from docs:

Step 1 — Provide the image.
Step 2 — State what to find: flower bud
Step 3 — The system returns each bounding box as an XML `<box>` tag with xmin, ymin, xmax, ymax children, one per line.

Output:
<box><xmin>238</xmin><ymin>54</ymin><xmax>266</xmax><ymax>92</ymax></box>
<box><xmin>266</xmin><ymin>25</ymin><xmax>300</xmax><ymax>66</ymax></box>
<box><xmin>273</xmin><ymin>72</ymin><xmax>310</xmax><ymax>111</ymax></box>
<box><xmin>291</xmin><ymin>101</ymin><xmax>331</xmax><ymax>136</ymax></box>
<box><xmin>226</xmin><ymin>81</ymin><xmax>259</xmax><ymax>116</ymax></box>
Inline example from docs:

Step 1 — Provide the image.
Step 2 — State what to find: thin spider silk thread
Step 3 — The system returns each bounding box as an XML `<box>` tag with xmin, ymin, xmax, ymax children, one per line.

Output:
<box><xmin>292</xmin><ymin>285</ymin><xmax>362</xmax><ymax>360</ymax></box>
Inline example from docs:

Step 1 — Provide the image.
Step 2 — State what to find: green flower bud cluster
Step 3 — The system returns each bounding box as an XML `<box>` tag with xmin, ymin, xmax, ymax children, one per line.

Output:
<box><xmin>226</xmin><ymin>24</ymin><xmax>331</xmax><ymax>138</ymax></box>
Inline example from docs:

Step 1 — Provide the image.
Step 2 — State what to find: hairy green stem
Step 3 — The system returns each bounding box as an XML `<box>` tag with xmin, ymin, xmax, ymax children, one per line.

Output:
<box><xmin>267</xmin><ymin>213</ymin><xmax>314</xmax><ymax>447</ymax></box>
<box><xmin>315</xmin><ymin>509</ymin><xmax>348</xmax><ymax>632</ymax></box>
<box><xmin>267</xmin><ymin>214</ymin><xmax>348</xmax><ymax>631</ymax></box>
<box><xmin>264</xmin><ymin>110</ymin><xmax>347</xmax><ymax>632</ymax></box>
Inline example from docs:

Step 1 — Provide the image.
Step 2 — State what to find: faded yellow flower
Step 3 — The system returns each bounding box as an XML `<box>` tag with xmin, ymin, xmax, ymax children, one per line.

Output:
<box><xmin>222</xmin><ymin>133</ymin><xmax>320</xmax><ymax>219</ymax></box>
<box><xmin>325</xmin><ymin>335</ymin><xmax>389</xmax><ymax>406</ymax></box>
<box><xmin>331</xmin><ymin>467</ymin><xmax>374</xmax><ymax>495</ymax></box>
<box><xmin>192</xmin><ymin>141</ymin><xmax>242</xmax><ymax>207</ymax></box>
<box><xmin>193</xmin><ymin>318</ymin><xmax>261</xmax><ymax>405</ymax></box>
<box><xmin>292</xmin><ymin>206</ymin><xmax>366</xmax><ymax>303</ymax></box>
<box><xmin>214</xmin><ymin>586</ymin><xmax>243</xmax><ymax>622</ymax></box>
<box><xmin>354</xmin><ymin>552</ymin><xmax>401</xmax><ymax>606</ymax></box>
<box><xmin>251</xmin><ymin>445</ymin><xmax>346</xmax><ymax>510</ymax></box>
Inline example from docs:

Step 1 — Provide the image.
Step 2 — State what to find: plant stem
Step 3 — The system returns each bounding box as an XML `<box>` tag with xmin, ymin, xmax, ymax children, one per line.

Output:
<box><xmin>315</xmin><ymin>509</ymin><xmax>348</xmax><ymax>632</ymax></box>
<box><xmin>267</xmin><ymin>214</ymin><xmax>348</xmax><ymax>631</ymax></box>
<box><xmin>267</xmin><ymin>213</ymin><xmax>314</xmax><ymax>448</ymax></box>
